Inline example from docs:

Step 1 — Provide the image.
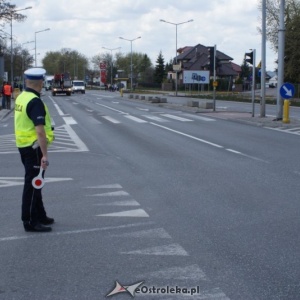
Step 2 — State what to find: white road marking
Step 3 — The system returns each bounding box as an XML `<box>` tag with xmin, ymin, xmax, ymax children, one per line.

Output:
<box><xmin>85</xmin><ymin>184</ymin><xmax>123</xmax><ymax>189</ymax></box>
<box><xmin>121</xmin><ymin>243</ymin><xmax>189</xmax><ymax>256</ymax></box>
<box><xmin>102</xmin><ymin>116</ymin><xmax>121</xmax><ymax>124</ymax></box>
<box><xmin>150</xmin><ymin>122</ymin><xmax>223</xmax><ymax>148</ymax></box>
<box><xmin>96</xmin><ymin>208</ymin><xmax>149</xmax><ymax>217</ymax></box>
<box><xmin>265</xmin><ymin>126</ymin><xmax>300</xmax><ymax>135</ymax></box>
<box><xmin>0</xmin><ymin>222</ymin><xmax>155</xmax><ymax>242</ymax></box>
<box><xmin>52</xmin><ymin>101</ymin><xmax>64</xmax><ymax>116</ymax></box>
<box><xmin>88</xmin><ymin>191</ymin><xmax>130</xmax><ymax>197</ymax></box>
<box><xmin>63</xmin><ymin>116</ymin><xmax>77</xmax><ymax>125</ymax></box>
<box><xmin>61</xmin><ymin>124</ymin><xmax>89</xmax><ymax>151</ymax></box>
<box><xmin>226</xmin><ymin>149</ymin><xmax>241</xmax><ymax>154</ymax></box>
<box><xmin>95</xmin><ymin>102</ymin><xmax>127</xmax><ymax>114</ymax></box>
<box><xmin>111</xmin><ymin>228</ymin><xmax>171</xmax><ymax>239</ymax></box>
<box><xmin>145</xmin><ymin>264</ymin><xmax>206</xmax><ymax>280</ymax></box>
<box><xmin>182</xmin><ymin>114</ymin><xmax>215</xmax><ymax>121</ymax></box>
<box><xmin>93</xmin><ymin>200</ymin><xmax>140</xmax><ymax>206</ymax></box>
<box><xmin>142</xmin><ymin>115</ymin><xmax>169</xmax><ymax>122</ymax></box>
<box><xmin>124</xmin><ymin>115</ymin><xmax>148</xmax><ymax>123</ymax></box>
<box><xmin>161</xmin><ymin>114</ymin><xmax>193</xmax><ymax>122</ymax></box>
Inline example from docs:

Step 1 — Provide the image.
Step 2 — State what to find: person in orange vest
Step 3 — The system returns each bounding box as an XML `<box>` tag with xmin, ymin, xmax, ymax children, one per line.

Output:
<box><xmin>1</xmin><ymin>81</ymin><xmax>6</xmax><ymax>109</ymax></box>
<box><xmin>3</xmin><ymin>81</ymin><xmax>13</xmax><ymax>109</ymax></box>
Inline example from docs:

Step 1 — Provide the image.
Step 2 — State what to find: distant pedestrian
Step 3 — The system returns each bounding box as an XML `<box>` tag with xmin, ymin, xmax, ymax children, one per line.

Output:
<box><xmin>3</xmin><ymin>81</ymin><xmax>13</xmax><ymax>109</ymax></box>
<box><xmin>1</xmin><ymin>82</ymin><xmax>6</xmax><ymax>109</ymax></box>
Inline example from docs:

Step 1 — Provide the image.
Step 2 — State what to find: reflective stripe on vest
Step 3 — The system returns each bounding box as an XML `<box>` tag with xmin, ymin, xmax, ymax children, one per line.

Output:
<box><xmin>14</xmin><ymin>91</ymin><xmax>54</xmax><ymax>148</ymax></box>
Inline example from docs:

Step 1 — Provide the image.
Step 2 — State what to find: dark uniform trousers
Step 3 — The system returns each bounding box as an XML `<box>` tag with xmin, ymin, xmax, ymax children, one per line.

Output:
<box><xmin>18</xmin><ymin>146</ymin><xmax>47</xmax><ymax>225</ymax></box>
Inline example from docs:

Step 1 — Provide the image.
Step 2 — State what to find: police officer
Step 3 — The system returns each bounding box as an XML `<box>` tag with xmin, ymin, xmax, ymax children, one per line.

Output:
<box><xmin>14</xmin><ymin>68</ymin><xmax>55</xmax><ymax>232</ymax></box>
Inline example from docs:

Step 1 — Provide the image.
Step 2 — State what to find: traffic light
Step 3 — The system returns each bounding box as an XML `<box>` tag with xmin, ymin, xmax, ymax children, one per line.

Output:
<box><xmin>245</xmin><ymin>51</ymin><xmax>253</xmax><ymax>65</ymax></box>
<box><xmin>207</xmin><ymin>46</ymin><xmax>215</xmax><ymax>73</ymax></box>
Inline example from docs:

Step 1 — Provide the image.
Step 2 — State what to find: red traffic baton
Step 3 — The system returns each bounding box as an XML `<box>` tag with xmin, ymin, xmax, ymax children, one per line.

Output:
<box><xmin>32</xmin><ymin>167</ymin><xmax>45</xmax><ymax>189</ymax></box>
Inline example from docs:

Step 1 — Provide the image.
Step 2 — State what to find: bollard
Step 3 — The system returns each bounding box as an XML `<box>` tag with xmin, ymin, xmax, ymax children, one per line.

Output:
<box><xmin>283</xmin><ymin>99</ymin><xmax>290</xmax><ymax>124</ymax></box>
<box><xmin>120</xmin><ymin>88</ymin><xmax>123</xmax><ymax>97</ymax></box>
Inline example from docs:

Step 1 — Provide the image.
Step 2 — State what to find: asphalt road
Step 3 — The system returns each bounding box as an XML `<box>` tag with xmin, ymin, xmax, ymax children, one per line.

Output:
<box><xmin>0</xmin><ymin>90</ymin><xmax>300</xmax><ymax>299</ymax></box>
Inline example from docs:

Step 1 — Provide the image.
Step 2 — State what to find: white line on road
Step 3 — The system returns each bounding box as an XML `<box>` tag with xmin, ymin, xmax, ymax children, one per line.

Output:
<box><xmin>102</xmin><ymin>116</ymin><xmax>121</xmax><ymax>124</ymax></box>
<box><xmin>95</xmin><ymin>102</ymin><xmax>128</xmax><ymax>114</ymax></box>
<box><xmin>161</xmin><ymin>114</ymin><xmax>193</xmax><ymax>122</ymax></box>
<box><xmin>226</xmin><ymin>149</ymin><xmax>241</xmax><ymax>154</ymax></box>
<box><xmin>150</xmin><ymin>122</ymin><xmax>268</xmax><ymax>163</ymax></box>
<box><xmin>121</xmin><ymin>243</ymin><xmax>189</xmax><ymax>256</ymax></box>
<box><xmin>124</xmin><ymin>115</ymin><xmax>148</xmax><ymax>123</ymax></box>
<box><xmin>150</xmin><ymin>122</ymin><xmax>223</xmax><ymax>148</ymax></box>
<box><xmin>63</xmin><ymin>116</ymin><xmax>77</xmax><ymax>125</ymax></box>
<box><xmin>0</xmin><ymin>222</ymin><xmax>155</xmax><ymax>242</ymax></box>
<box><xmin>96</xmin><ymin>208</ymin><xmax>149</xmax><ymax>217</ymax></box>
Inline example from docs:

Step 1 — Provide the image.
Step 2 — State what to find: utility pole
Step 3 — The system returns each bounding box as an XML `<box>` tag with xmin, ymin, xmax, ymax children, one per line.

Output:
<box><xmin>260</xmin><ymin>0</ymin><xmax>266</xmax><ymax>117</ymax></box>
<box><xmin>276</xmin><ymin>0</ymin><xmax>285</xmax><ymax>120</ymax></box>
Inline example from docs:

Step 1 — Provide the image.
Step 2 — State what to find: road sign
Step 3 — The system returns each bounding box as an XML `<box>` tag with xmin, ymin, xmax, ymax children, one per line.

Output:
<box><xmin>280</xmin><ymin>82</ymin><xmax>295</xmax><ymax>99</ymax></box>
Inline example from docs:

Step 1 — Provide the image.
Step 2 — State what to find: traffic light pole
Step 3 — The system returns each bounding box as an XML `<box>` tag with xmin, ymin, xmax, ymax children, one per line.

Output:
<box><xmin>213</xmin><ymin>45</ymin><xmax>216</xmax><ymax>111</ymax></box>
<box><xmin>276</xmin><ymin>0</ymin><xmax>285</xmax><ymax>120</ymax></box>
<box><xmin>251</xmin><ymin>49</ymin><xmax>256</xmax><ymax>117</ymax></box>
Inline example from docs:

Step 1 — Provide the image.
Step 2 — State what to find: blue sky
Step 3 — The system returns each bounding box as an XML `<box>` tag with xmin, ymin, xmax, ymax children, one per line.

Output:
<box><xmin>5</xmin><ymin>0</ymin><xmax>277</xmax><ymax>71</ymax></box>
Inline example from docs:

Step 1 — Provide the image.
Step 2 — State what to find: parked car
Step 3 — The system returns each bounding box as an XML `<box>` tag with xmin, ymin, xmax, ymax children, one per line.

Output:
<box><xmin>72</xmin><ymin>80</ymin><xmax>85</xmax><ymax>94</ymax></box>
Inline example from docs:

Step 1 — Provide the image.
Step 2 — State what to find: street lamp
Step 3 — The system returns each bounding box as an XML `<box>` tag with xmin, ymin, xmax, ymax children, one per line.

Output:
<box><xmin>119</xmin><ymin>36</ymin><xmax>141</xmax><ymax>91</ymax></box>
<box><xmin>102</xmin><ymin>46</ymin><xmax>121</xmax><ymax>86</ymax></box>
<box><xmin>160</xmin><ymin>19</ymin><xmax>193</xmax><ymax>96</ymax></box>
<box><xmin>10</xmin><ymin>6</ymin><xmax>32</xmax><ymax>85</ymax></box>
<box><xmin>21</xmin><ymin>40</ymin><xmax>34</xmax><ymax>86</ymax></box>
<box><xmin>35</xmin><ymin>28</ymin><xmax>50</xmax><ymax>66</ymax></box>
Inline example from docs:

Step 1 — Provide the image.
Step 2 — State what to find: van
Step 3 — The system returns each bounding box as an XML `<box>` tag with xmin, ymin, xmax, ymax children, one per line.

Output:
<box><xmin>72</xmin><ymin>80</ymin><xmax>85</xmax><ymax>94</ymax></box>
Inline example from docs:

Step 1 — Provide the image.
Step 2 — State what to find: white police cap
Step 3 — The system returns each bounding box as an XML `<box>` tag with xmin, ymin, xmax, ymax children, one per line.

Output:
<box><xmin>24</xmin><ymin>68</ymin><xmax>46</xmax><ymax>80</ymax></box>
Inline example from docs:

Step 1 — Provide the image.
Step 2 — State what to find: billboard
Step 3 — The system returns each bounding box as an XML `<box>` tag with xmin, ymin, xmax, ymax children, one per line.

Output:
<box><xmin>100</xmin><ymin>61</ymin><xmax>107</xmax><ymax>85</ymax></box>
<box><xmin>183</xmin><ymin>70</ymin><xmax>210</xmax><ymax>84</ymax></box>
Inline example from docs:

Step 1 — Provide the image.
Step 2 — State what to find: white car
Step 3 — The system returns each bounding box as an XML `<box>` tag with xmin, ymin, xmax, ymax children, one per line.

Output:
<box><xmin>72</xmin><ymin>80</ymin><xmax>85</xmax><ymax>94</ymax></box>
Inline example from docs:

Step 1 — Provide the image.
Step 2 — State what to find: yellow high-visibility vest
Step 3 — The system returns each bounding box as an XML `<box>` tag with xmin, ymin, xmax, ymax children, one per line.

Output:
<box><xmin>14</xmin><ymin>91</ymin><xmax>54</xmax><ymax>148</ymax></box>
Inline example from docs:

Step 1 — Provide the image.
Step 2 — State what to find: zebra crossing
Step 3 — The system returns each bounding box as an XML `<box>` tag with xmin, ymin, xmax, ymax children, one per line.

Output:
<box><xmin>99</xmin><ymin>112</ymin><xmax>215</xmax><ymax>125</ymax></box>
<box><xmin>265</xmin><ymin>126</ymin><xmax>300</xmax><ymax>136</ymax></box>
<box><xmin>0</xmin><ymin>113</ymin><xmax>214</xmax><ymax>154</ymax></box>
<box><xmin>0</xmin><ymin>124</ymin><xmax>88</xmax><ymax>154</ymax></box>
<box><xmin>84</xmin><ymin>183</ymin><xmax>230</xmax><ymax>299</ymax></box>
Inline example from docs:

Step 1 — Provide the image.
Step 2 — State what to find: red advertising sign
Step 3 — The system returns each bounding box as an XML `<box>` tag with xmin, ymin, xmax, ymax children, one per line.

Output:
<box><xmin>100</xmin><ymin>61</ymin><xmax>107</xmax><ymax>70</ymax></box>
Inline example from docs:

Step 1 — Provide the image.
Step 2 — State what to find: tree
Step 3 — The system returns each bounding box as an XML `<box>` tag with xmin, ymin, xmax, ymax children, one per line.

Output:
<box><xmin>258</xmin><ymin>0</ymin><xmax>300</xmax><ymax>81</ymax></box>
<box><xmin>285</xmin><ymin>10</ymin><xmax>300</xmax><ymax>82</ymax></box>
<box><xmin>42</xmin><ymin>49</ymin><xmax>89</xmax><ymax>80</ymax></box>
<box><xmin>154</xmin><ymin>51</ymin><xmax>165</xmax><ymax>84</ymax></box>
<box><xmin>0</xmin><ymin>1</ymin><xmax>30</xmax><ymax>82</ymax></box>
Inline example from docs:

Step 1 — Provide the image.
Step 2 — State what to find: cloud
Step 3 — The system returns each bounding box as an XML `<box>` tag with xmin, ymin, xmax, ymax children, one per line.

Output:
<box><xmin>8</xmin><ymin>0</ymin><xmax>277</xmax><ymax>71</ymax></box>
